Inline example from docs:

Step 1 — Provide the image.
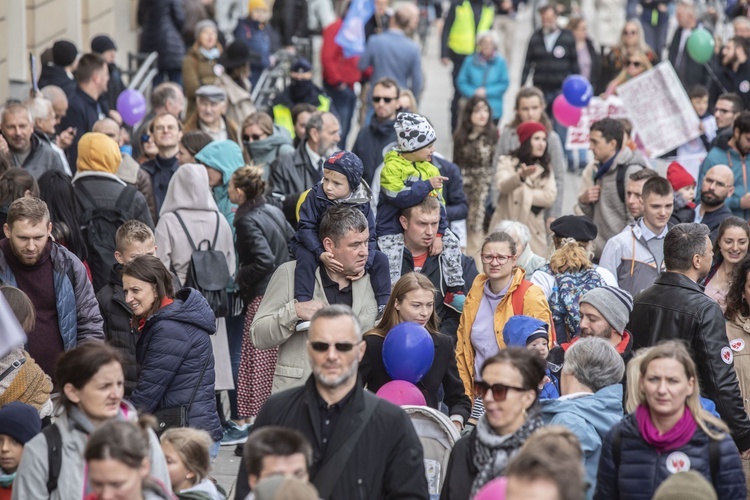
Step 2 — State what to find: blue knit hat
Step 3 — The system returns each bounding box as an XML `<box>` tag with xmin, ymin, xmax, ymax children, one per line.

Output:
<box><xmin>324</xmin><ymin>151</ymin><xmax>363</xmax><ymax>190</ymax></box>
<box><xmin>0</xmin><ymin>402</ymin><xmax>41</xmax><ymax>445</ymax></box>
<box><xmin>503</xmin><ymin>315</ymin><xmax>549</xmax><ymax>347</ymax></box>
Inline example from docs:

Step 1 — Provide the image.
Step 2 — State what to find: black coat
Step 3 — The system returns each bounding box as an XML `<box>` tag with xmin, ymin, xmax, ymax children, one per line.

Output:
<box><xmin>594</xmin><ymin>413</ymin><xmax>745</xmax><ymax>499</ymax></box>
<box><xmin>668</xmin><ymin>26</ymin><xmax>710</xmax><ymax>91</ymax></box>
<box><xmin>359</xmin><ymin>333</ymin><xmax>471</xmax><ymax>422</ymax></box>
<box><xmin>709</xmin><ymin>59</ymin><xmax>750</xmax><ymax>111</ymax></box>
<box><xmin>129</xmin><ymin>288</ymin><xmax>223</xmax><ymax>441</ymax></box>
<box><xmin>137</xmin><ymin>0</ymin><xmax>186</xmax><ymax>71</ymax></box>
<box><xmin>433</xmin><ymin>155</ymin><xmax>469</xmax><ymax>223</ymax></box>
<box><xmin>233</xmin><ymin>196</ymin><xmax>294</xmax><ymax>306</ymax></box>
<box><xmin>521</xmin><ymin>29</ymin><xmax>579</xmax><ymax>93</ymax></box>
<box><xmin>269</xmin><ymin>140</ymin><xmax>323</xmax><ymax>225</ymax></box>
<box><xmin>96</xmin><ymin>264</ymin><xmax>138</xmax><ymax>396</ymax></box>
<box><xmin>37</xmin><ymin>65</ymin><xmax>76</xmax><ymax>98</ymax></box>
<box><xmin>702</xmin><ymin>203</ymin><xmax>734</xmax><ymax>242</ymax></box>
<box><xmin>271</xmin><ymin>0</ymin><xmax>309</xmax><ymax>47</ymax></box>
<box><xmin>61</xmin><ymin>87</ymin><xmax>110</xmax><ymax>170</ymax></box>
<box><xmin>233</xmin><ymin>377</ymin><xmax>428</xmax><ymax>500</ymax></box>
<box><xmin>352</xmin><ymin>117</ymin><xmax>397</xmax><ymax>186</ymax></box>
<box><xmin>627</xmin><ymin>272</ymin><xmax>750</xmax><ymax>451</ymax></box>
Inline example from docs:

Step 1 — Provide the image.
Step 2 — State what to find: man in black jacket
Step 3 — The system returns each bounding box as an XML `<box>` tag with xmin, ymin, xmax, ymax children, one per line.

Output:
<box><xmin>710</xmin><ymin>37</ymin><xmax>750</xmax><ymax>111</ymax></box>
<box><xmin>521</xmin><ymin>6</ymin><xmax>578</xmax><ymax>112</ymax></box>
<box><xmin>667</xmin><ymin>1</ymin><xmax>709</xmax><ymax>92</ymax></box>
<box><xmin>627</xmin><ymin>223</ymin><xmax>750</xmax><ymax>455</ymax></box>
<box><xmin>233</xmin><ymin>305</ymin><xmax>428</xmax><ymax>500</ymax></box>
<box><xmin>352</xmin><ymin>77</ymin><xmax>399</xmax><ymax>185</ymax></box>
<box><xmin>37</xmin><ymin>40</ymin><xmax>79</xmax><ymax>98</ymax></box>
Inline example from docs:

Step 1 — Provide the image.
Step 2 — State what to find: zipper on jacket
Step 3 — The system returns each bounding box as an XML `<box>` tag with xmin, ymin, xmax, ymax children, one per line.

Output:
<box><xmin>358</xmin><ymin>478</ymin><xmax>366</xmax><ymax>500</ymax></box>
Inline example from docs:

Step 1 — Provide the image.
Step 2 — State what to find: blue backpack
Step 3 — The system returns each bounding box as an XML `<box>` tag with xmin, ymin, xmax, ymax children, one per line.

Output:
<box><xmin>540</xmin><ymin>265</ymin><xmax>606</xmax><ymax>342</ymax></box>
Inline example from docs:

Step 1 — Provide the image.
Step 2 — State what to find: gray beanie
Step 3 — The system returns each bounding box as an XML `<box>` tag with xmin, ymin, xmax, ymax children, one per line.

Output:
<box><xmin>580</xmin><ymin>286</ymin><xmax>633</xmax><ymax>334</ymax></box>
<box><xmin>194</xmin><ymin>19</ymin><xmax>218</xmax><ymax>40</ymax></box>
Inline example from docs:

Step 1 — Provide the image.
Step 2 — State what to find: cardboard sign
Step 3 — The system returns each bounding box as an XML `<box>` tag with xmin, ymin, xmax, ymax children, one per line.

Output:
<box><xmin>565</xmin><ymin>96</ymin><xmax>628</xmax><ymax>150</ymax></box>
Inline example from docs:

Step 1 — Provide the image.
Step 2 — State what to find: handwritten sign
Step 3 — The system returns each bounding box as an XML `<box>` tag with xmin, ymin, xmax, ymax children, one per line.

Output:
<box><xmin>565</xmin><ymin>96</ymin><xmax>628</xmax><ymax>150</ymax></box>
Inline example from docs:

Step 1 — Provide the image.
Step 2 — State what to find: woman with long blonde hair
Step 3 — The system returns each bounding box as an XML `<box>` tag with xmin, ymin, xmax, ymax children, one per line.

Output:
<box><xmin>604</xmin><ymin>50</ymin><xmax>653</xmax><ymax>96</ymax></box>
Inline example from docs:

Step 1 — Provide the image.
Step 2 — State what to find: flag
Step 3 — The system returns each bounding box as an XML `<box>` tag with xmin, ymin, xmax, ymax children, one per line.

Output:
<box><xmin>0</xmin><ymin>292</ymin><xmax>26</xmax><ymax>358</ymax></box>
<box><xmin>335</xmin><ymin>0</ymin><xmax>375</xmax><ymax>59</ymax></box>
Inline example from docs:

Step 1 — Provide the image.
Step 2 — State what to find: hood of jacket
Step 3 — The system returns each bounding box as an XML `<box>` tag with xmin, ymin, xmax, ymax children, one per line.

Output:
<box><xmin>615</xmin><ymin>146</ymin><xmax>650</xmax><ymax>170</ymax></box>
<box><xmin>247</xmin><ymin>125</ymin><xmax>293</xmax><ymax>159</ymax></box>
<box><xmin>194</xmin><ymin>140</ymin><xmax>245</xmax><ymax>185</ymax></box>
<box><xmin>146</xmin><ymin>288</ymin><xmax>216</xmax><ymax>334</ymax></box>
<box><xmin>159</xmin><ymin>163</ymin><xmax>220</xmax><ymax>215</ymax></box>
<box><xmin>502</xmin><ymin>315</ymin><xmax>548</xmax><ymax>347</ymax></box>
<box><xmin>316</xmin><ymin>178</ymin><xmax>373</xmax><ymax>205</ymax></box>
<box><xmin>383</xmin><ymin>149</ymin><xmax>432</xmax><ymax>173</ymax></box>
<box><xmin>540</xmin><ymin>384</ymin><xmax>624</xmax><ymax>437</ymax></box>
<box><xmin>77</xmin><ymin>132</ymin><xmax>122</xmax><ymax>173</ymax></box>
<box><xmin>178</xmin><ymin>479</ymin><xmax>225</xmax><ymax>500</ymax></box>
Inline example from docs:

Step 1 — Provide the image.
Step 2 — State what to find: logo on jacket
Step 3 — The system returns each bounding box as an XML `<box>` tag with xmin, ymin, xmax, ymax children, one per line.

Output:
<box><xmin>721</xmin><ymin>346</ymin><xmax>734</xmax><ymax>364</ymax></box>
<box><xmin>665</xmin><ymin>451</ymin><xmax>691</xmax><ymax>474</ymax></box>
<box><xmin>731</xmin><ymin>338</ymin><xmax>746</xmax><ymax>352</ymax></box>
<box><xmin>553</xmin><ymin>46</ymin><xmax>565</xmax><ymax>58</ymax></box>
<box><xmin>741</xmin><ymin>81</ymin><xmax>750</xmax><ymax>94</ymax></box>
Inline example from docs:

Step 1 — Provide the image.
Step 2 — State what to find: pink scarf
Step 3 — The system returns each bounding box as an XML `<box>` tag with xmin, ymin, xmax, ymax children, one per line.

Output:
<box><xmin>636</xmin><ymin>404</ymin><xmax>697</xmax><ymax>453</ymax></box>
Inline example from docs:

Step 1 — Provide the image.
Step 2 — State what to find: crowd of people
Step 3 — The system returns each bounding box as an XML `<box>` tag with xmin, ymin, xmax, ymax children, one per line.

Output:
<box><xmin>4</xmin><ymin>0</ymin><xmax>750</xmax><ymax>499</ymax></box>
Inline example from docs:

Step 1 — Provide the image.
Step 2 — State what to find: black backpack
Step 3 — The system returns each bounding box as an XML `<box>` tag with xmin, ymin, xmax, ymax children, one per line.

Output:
<box><xmin>76</xmin><ymin>182</ymin><xmax>138</xmax><ymax>293</ymax></box>
<box><xmin>173</xmin><ymin>211</ymin><xmax>231</xmax><ymax>317</ymax></box>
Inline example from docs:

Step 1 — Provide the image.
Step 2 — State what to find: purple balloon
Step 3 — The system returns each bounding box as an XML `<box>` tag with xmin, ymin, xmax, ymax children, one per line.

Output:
<box><xmin>475</xmin><ymin>477</ymin><xmax>507</xmax><ymax>500</ymax></box>
<box><xmin>375</xmin><ymin>380</ymin><xmax>427</xmax><ymax>406</ymax></box>
<box><xmin>116</xmin><ymin>89</ymin><xmax>147</xmax><ymax>126</ymax></box>
<box><xmin>382</xmin><ymin>322</ymin><xmax>434</xmax><ymax>383</ymax></box>
<box><xmin>552</xmin><ymin>94</ymin><xmax>582</xmax><ymax>128</ymax></box>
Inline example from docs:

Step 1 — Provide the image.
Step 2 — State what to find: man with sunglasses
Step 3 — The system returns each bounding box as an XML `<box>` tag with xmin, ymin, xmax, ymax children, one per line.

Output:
<box><xmin>352</xmin><ymin>78</ymin><xmax>400</xmax><ymax>185</ymax></box>
<box><xmin>234</xmin><ymin>305</ymin><xmax>428</xmax><ymax>500</ymax></box>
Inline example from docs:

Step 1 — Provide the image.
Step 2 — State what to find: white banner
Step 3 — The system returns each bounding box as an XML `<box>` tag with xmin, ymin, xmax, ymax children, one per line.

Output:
<box><xmin>565</xmin><ymin>96</ymin><xmax>629</xmax><ymax>150</ymax></box>
<box><xmin>0</xmin><ymin>293</ymin><xmax>26</xmax><ymax>358</ymax></box>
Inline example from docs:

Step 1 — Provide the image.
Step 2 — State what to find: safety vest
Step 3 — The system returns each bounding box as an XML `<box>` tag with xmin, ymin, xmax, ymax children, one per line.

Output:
<box><xmin>273</xmin><ymin>95</ymin><xmax>332</xmax><ymax>138</ymax></box>
<box><xmin>447</xmin><ymin>1</ymin><xmax>495</xmax><ymax>55</ymax></box>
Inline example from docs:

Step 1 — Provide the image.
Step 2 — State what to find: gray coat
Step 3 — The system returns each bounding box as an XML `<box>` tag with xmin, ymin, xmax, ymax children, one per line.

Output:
<box><xmin>10</xmin><ymin>133</ymin><xmax>66</xmax><ymax>180</ymax></box>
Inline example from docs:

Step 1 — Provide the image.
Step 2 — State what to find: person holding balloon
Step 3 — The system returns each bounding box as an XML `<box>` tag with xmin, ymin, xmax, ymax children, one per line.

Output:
<box><xmin>361</xmin><ymin>272</ymin><xmax>471</xmax><ymax>430</ymax></box>
<box><xmin>490</xmin><ymin>121</ymin><xmax>556</xmax><ymax>256</ymax></box>
<box><xmin>455</xmin><ymin>231</ymin><xmax>552</xmax><ymax>422</ymax></box>
<box><xmin>441</xmin><ymin>347</ymin><xmax>547</xmax><ymax>500</ymax></box>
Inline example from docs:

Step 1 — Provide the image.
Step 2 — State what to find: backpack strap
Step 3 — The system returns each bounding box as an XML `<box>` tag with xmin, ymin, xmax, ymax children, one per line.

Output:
<box><xmin>114</xmin><ymin>185</ymin><xmax>138</xmax><ymax>214</ymax></box>
<box><xmin>43</xmin><ymin>423</ymin><xmax>62</xmax><ymax>494</ymax></box>
<box><xmin>616</xmin><ymin>164</ymin><xmax>627</xmax><ymax>203</ymax></box>
<box><xmin>210</xmin><ymin>212</ymin><xmax>221</xmax><ymax>250</ymax></box>
<box><xmin>173</xmin><ymin>211</ymin><xmax>198</xmax><ymax>252</ymax></box>
<box><xmin>511</xmin><ymin>279</ymin><xmax>532</xmax><ymax>316</ymax></box>
<box><xmin>74</xmin><ymin>181</ymin><xmax>98</xmax><ymax>214</ymax></box>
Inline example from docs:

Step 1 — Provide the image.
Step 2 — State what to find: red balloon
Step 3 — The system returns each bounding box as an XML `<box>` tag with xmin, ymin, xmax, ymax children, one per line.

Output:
<box><xmin>552</xmin><ymin>95</ymin><xmax>582</xmax><ymax>128</ymax></box>
<box><xmin>475</xmin><ymin>477</ymin><xmax>507</xmax><ymax>500</ymax></box>
<box><xmin>375</xmin><ymin>380</ymin><xmax>427</xmax><ymax>406</ymax></box>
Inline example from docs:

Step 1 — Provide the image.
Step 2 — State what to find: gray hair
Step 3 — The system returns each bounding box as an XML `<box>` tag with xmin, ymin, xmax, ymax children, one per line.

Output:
<box><xmin>493</xmin><ymin>220</ymin><xmax>531</xmax><ymax>247</ymax></box>
<box><xmin>0</xmin><ymin>102</ymin><xmax>33</xmax><ymax>125</ymax></box>
<box><xmin>151</xmin><ymin>82</ymin><xmax>183</xmax><ymax>110</ymax></box>
<box><xmin>311</xmin><ymin>305</ymin><xmax>363</xmax><ymax>340</ymax></box>
<box><xmin>41</xmin><ymin>85</ymin><xmax>67</xmax><ymax>106</ymax></box>
<box><xmin>319</xmin><ymin>205</ymin><xmax>368</xmax><ymax>245</ymax></box>
<box><xmin>305</xmin><ymin>111</ymin><xmax>336</xmax><ymax>137</ymax></box>
<box><xmin>562</xmin><ymin>337</ymin><xmax>625</xmax><ymax>392</ymax></box>
<box><xmin>664</xmin><ymin>223</ymin><xmax>710</xmax><ymax>272</ymax></box>
<box><xmin>25</xmin><ymin>97</ymin><xmax>53</xmax><ymax>122</ymax></box>
<box><xmin>476</xmin><ymin>31</ymin><xmax>499</xmax><ymax>48</ymax></box>
<box><xmin>735</xmin><ymin>16</ymin><xmax>750</xmax><ymax>29</ymax></box>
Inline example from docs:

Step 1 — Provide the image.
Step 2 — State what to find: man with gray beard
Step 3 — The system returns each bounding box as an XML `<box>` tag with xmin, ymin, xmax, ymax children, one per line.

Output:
<box><xmin>233</xmin><ymin>305</ymin><xmax>428</xmax><ymax>500</ymax></box>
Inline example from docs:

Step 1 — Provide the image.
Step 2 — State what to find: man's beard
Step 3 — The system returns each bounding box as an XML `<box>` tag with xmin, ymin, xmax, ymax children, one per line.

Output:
<box><xmin>317</xmin><ymin>142</ymin><xmax>337</xmax><ymax>159</ymax></box>
<box><xmin>701</xmin><ymin>190</ymin><xmax>725</xmax><ymax>207</ymax></box>
<box><xmin>313</xmin><ymin>358</ymin><xmax>359</xmax><ymax>389</ymax></box>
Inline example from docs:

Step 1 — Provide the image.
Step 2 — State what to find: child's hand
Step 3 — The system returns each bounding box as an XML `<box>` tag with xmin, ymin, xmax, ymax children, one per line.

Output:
<box><xmin>429</xmin><ymin>237</ymin><xmax>444</xmax><ymax>256</ymax></box>
<box><xmin>320</xmin><ymin>252</ymin><xmax>344</xmax><ymax>273</ymax></box>
<box><xmin>429</xmin><ymin>176</ymin><xmax>449</xmax><ymax>190</ymax></box>
<box><xmin>346</xmin><ymin>268</ymin><xmax>366</xmax><ymax>281</ymax></box>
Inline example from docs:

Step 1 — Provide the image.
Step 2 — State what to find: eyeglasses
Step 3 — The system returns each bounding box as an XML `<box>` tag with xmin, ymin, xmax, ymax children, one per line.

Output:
<box><xmin>309</xmin><ymin>340</ymin><xmax>363</xmax><ymax>352</ymax></box>
<box><xmin>627</xmin><ymin>60</ymin><xmax>642</xmax><ymax>67</ymax></box>
<box><xmin>480</xmin><ymin>254</ymin><xmax>514</xmax><ymax>264</ymax></box>
<box><xmin>704</xmin><ymin>177</ymin><xmax>728</xmax><ymax>188</ymax></box>
<box><xmin>373</xmin><ymin>96</ymin><xmax>395</xmax><ymax>103</ymax></box>
<box><xmin>153</xmin><ymin>125</ymin><xmax>178</xmax><ymax>133</ymax></box>
<box><xmin>473</xmin><ymin>381</ymin><xmax>526</xmax><ymax>401</ymax></box>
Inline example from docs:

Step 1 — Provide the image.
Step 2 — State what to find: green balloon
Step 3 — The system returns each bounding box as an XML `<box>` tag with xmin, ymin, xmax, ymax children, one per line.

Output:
<box><xmin>686</xmin><ymin>28</ymin><xmax>715</xmax><ymax>65</ymax></box>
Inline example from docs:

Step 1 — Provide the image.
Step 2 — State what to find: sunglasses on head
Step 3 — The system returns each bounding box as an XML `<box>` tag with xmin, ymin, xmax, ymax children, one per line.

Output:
<box><xmin>373</xmin><ymin>96</ymin><xmax>394</xmax><ymax>104</ymax></box>
<box><xmin>473</xmin><ymin>381</ymin><xmax>526</xmax><ymax>401</ymax></box>
<box><xmin>309</xmin><ymin>340</ymin><xmax>362</xmax><ymax>352</ymax></box>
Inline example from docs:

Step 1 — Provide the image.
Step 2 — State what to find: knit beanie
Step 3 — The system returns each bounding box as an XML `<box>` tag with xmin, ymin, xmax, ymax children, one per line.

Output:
<box><xmin>579</xmin><ymin>286</ymin><xmax>633</xmax><ymax>334</ymax></box>
<box><xmin>52</xmin><ymin>40</ymin><xmax>78</xmax><ymax>67</ymax></box>
<box><xmin>395</xmin><ymin>113</ymin><xmax>436</xmax><ymax>153</ymax></box>
<box><xmin>666</xmin><ymin>161</ymin><xmax>695</xmax><ymax>191</ymax></box>
<box><xmin>254</xmin><ymin>476</ymin><xmax>319</xmax><ymax>500</ymax></box>
<box><xmin>76</xmin><ymin>132</ymin><xmax>122</xmax><ymax>174</ymax></box>
<box><xmin>0</xmin><ymin>402</ymin><xmax>42</xmax><ymax>445</ymax></box>
<box><xmin>652</xmin><ymin>471</ymin><xmax>717</xmax><ymax>500</ymax></box>
<box><xmin>248</xmin><ymin>0</ymin><xmax>268</xmax><ymax>11</ymax></box>
<box><xmin>325</xmin><ymin>151</ymin><xmax>364</xmax><ymax>191</ymax></box>
<box><xmin>194</xmin><ymin>19</ymin><xmax>218</xmax><ymax>40</ymax></box>
<box><xmin>91</xmin><ymin>35</ymin><xmax>117</xmax><ymax>54</ymax></box>
<box><xmin>517</xmin><ymin>121</ymin><xmax>547</xmax><ymax>145</ymax></box>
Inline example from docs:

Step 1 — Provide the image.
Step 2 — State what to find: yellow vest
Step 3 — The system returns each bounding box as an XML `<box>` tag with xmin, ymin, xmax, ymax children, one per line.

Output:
<box><xmin>273</xmin><ymin>95</ymin><xmax>332</xmax><ymax>138</ymax></box>
<box><xmin>447</xmin><ymin>1</ymin><xmax>495</xmax><ymax>55</ymax></box>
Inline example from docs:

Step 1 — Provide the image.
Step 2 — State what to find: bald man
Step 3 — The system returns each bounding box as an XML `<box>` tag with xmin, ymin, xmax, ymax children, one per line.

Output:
<box><xmin>696</xmin><ymin>164</ymin><xmax>735</xmax><ymax>241</ymax></box>
<box><xmin>92</xmin><ymin>118</ymin><xmax>158</xmax><ymax>222</ymax></box>
<box><xmin>41</xmin><ymin>85</ymin><xmax>76</xmax><ymax>152</ymax></box>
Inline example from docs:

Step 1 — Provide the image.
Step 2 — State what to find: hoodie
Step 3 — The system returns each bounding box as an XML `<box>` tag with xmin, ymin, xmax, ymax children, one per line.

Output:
<box><xmin>502</xmin><ymin>315</ymin><xmax>559</xmax><ymax>399</ymax></box>
<box><xmin>156</xmin><ymin>163</ymin><xmax>235</xmax><ymax>287</ymax></box>
<box><xmin>195</xmin><ymin>140</ymin><xmax>245</xmax><ymax>229</ymax></box>
<box><xmin>177</xmin><ymin>479</ymin><xmax>226</xmax><ymax>500</ymax></box>
<box><xmin>540</xmin><ymin>384</ymin><xmax>624</xmax><ymax>498</ymax></box>
<box><xmin>244</xmin><ymin>125</ymin><xmax>295</xmax><ymax>173</ymax></box>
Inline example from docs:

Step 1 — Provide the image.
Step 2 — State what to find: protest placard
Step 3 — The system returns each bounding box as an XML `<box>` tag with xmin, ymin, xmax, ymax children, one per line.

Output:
<box><xmin>565</xmin><ymin>96</ymin><xmax>628</xmax><ymax>150</ymax></box>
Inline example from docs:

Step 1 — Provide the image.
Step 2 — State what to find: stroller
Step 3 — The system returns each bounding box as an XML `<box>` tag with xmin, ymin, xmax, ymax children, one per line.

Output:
<box><xmin>402</xmin><ymin>405</ymin><xmax>461</xmax><ymax>499</ymax></box>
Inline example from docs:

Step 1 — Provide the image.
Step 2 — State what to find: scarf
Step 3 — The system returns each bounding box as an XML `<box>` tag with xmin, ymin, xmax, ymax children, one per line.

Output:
<box><xmin>199</xmin><ymin>47</ymin><xmax>221</xmax><ymax>60</ymax></box>
<box><xmin>289</xmin><ymin>80</ymin><xmax>319</xmax><ymax>105</ymax></box>
<box><xmin>0</xmin><ymin>470</ymin><xmax>15</xmax><ymax>488</ymax></box>
<box><xmin>593</xmin><ymin>154</ymin><xmax>616</xmax><ymax>182</ymax></box>
<box><xmin>636</xmin><ymin>403</ymin><xmax>697</xmax><ymax>453</ymax></box>
<box><xmin>470</xmin><ymin>411</ymin><xmax>544</xmax><ymax>497</ymax></box>
<box><xmin>0</xmin><ymin>353</ymin><xmax>52</xmax><ymax>413</ymax></box>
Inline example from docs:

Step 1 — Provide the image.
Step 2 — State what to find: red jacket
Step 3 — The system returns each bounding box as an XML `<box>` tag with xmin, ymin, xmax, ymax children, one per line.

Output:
<box><xmin>321</xmin><ymin>19</ymin><xmax>362</xmax><ymax>88</ymax></box>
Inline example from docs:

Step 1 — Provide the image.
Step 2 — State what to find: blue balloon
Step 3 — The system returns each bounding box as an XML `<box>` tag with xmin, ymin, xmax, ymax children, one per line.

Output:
<box><xmin>382</xmin><ymin>322</ymin><xmax>435</xmax><ymax>384</ymax></box>
<box><xmin>562</xmin><ymin>75</ymin><xmax>593</xmax><ymax>108</ymax></box>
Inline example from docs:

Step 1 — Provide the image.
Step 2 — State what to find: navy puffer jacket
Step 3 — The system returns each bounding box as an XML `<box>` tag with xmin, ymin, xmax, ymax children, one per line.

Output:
<box><xmin>129</xmin><ymin>287</ymin><xmax>223</xmax><ymax>442</ymax></box>
<box><xmin>137</xmin><ymin>0</ymin><xmax>186</xmax><ymax>71</ymax></box>
<box><xmin>594</xmin><ymin>413</ymin><xmax>745</xmax><ymax>500</ymax></box>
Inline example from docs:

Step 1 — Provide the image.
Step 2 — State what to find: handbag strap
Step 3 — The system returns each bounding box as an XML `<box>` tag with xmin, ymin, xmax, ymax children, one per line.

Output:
<box><xmin>0</xmin><ymin>357</ymin><xmax>25</xmax><ymax>382</ymax></box>
<box><xmin>187</xmin><ymin>353</ymin><xmax>211</xmax><ymax>411</ymax></box>
<box><xmin>313</xmin><ymin>393</ymin><xmax>380</xmax><ymax>498</ymax></box>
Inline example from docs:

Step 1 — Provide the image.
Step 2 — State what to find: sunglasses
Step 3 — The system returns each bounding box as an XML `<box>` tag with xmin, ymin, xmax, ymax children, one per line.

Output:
<box><xmin>627</xmin><ymin>60</ymin><xmax>642</xmax><ymax>67</ymax></box>
<box><xmin>473</xmin><ymin>381</ymin><xmax>526</xmax><ymax>401</ymax></box>
<box><xmin>623</xmin><ymin>30</ymin><xmax>637</xmax><ymax>35</ymax></box>
<box><xmin>309</xmin><ymin>340</ymin><xmax>362</xmax><ymax>352</ymax></box>
<box><xmin>373</xmin><ymin>96</ymin><xmax>395</xmax><ymax>103</ymax></box>
<box><xmin>141</xmin><ymin>134</ymin><xmax>151</xmax><ymax>143</ymax></box>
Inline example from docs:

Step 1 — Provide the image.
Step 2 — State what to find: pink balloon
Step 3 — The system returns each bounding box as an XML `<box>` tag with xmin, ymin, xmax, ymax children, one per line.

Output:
<box><xmin>475</xmin><ymin>477</ymin><xmax>507</xmax><ymax>500</ymax></box>
<box><xmin>375</xmin><ymin>380</ymin><xmax>427</xmax><ymax>406</ymax></box>
<box><xmin>552</xmin><ymin>94</ymin><xmax>582</xmax><ymax>127</ymax></box>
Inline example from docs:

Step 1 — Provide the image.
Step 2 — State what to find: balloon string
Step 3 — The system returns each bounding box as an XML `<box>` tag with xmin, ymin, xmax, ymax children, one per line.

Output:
<box><xmin>703</xmin><ymin>63</ymin><xmax>727</xmax><ymax>95</ymax></box>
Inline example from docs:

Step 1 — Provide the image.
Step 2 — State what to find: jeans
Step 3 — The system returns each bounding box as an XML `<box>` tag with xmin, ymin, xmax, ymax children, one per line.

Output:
<box><xmin>640</xmin><ymin>10</ymin><xmax>669</xmax><ymax>57</ymax></box>
<box><xmin>325</xmin><ymin>83</ymin><xmax>357</xmax><ymax>148</ymax></box>
<box><xmin>226</xmin><ymin>314</ymin><xmax>245</xmax><ymax>420</ymax></box>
